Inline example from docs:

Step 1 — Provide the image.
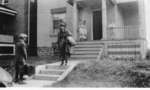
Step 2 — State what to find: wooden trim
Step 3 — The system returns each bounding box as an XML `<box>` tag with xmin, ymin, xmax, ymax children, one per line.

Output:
<box><xmin>0</xmin><ymin>44</ymin><xmax>15</xmax><ymax>56</ymax></box>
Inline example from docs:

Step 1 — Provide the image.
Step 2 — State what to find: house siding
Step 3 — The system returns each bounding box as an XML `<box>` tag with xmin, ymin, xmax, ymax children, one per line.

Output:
<box><xmin>7</xmin><ymin>0</ymin><xmax>28</xmax><ymax>35</ymax></box>
<box><xmin>37</xmin><ymin>0</ymin><xmax>71</xmax><ymax>56</ymax></box>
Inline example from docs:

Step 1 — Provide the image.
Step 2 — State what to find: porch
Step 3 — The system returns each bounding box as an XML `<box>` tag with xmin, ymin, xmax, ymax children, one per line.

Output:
<box><xmin>69</xmin><ymin>0</ymin><xmax>145</xmax><ymax>41</ymax></box>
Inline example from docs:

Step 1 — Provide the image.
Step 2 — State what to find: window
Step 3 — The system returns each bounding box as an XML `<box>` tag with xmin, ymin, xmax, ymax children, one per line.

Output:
<box><xmin>0</xmin><ymin>0</ymin><xmax>8</xmax><ymax>5</ymax></box>
<box><xmin>51</xmin><ymin>7</ymin><xmax>66</xmax><ymax>35</ymax></box>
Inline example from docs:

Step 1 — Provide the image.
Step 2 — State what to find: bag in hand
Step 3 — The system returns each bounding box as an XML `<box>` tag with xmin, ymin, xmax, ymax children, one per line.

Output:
<box><xmin>67</xmin><ymin>36</ymin><xmax>76</xmax><ymax>46</ymax></box>
<box><xmin>23</xmin><ymin>64</ymin><xmax>35</xmax><ymax>76</ymax></box>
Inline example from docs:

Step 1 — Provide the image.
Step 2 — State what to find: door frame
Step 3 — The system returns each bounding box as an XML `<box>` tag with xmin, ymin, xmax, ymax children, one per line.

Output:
<box><xmin>92</xmin><ymin>9</ymin><xmax>102</xmax><ymax>40</ymax></box>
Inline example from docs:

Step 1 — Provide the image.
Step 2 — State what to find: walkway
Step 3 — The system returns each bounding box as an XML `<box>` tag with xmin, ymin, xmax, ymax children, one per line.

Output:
<box><xmin>13</xmin><ymin>61</ymin><xmax>82</xmax><ymax>87</ymax></box>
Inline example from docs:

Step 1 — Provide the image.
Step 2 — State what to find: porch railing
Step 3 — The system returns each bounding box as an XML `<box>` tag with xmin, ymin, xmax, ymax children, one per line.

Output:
<box><xmin>107</xmin><ymin>25</ymin><xmax>140</xmax><ymax>40</ymax></box>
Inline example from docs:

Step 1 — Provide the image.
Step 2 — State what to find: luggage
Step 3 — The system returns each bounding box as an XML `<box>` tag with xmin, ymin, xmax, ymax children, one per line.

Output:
<box><xmin>67</xmin><ymin>36</ymin><xmax>76</xmax><ymax>46</ymax></box>
<box><xmin>22</xmin><ymin>64</ymin><xmax>35</xmax><ymax>76</ymax></box>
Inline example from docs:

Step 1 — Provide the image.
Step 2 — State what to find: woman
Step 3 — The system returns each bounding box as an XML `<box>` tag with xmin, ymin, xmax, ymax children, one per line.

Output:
<box><xmin>57</xmin><ymin>22</ymin><xmax>71</xmax><ymax>66</ymax></box>
<box><xmin>78</xmin><ymin>20</ymin><xmax>87</xmax><ymax>41</ymax></box>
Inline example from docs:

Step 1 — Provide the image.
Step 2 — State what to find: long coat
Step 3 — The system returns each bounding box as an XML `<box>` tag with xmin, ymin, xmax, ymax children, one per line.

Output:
<box><xmin>57</xmin><ymin>30</ymin><xmax>71</xmax><ymax>58</ymax></box>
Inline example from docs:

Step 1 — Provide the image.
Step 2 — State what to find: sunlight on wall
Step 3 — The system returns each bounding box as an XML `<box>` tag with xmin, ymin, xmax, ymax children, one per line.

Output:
<box><xmin>145</xmin><ymin>0</ymin><xmax>150</xmax><ymax>48</ymax></box>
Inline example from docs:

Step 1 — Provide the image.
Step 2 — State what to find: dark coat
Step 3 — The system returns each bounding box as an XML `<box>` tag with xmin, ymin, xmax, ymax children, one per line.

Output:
<box><xmin>15</xmin><ymin>40</ymin><xmax>27</xmax><ymax>66</ymax></box>
<box><xmin>57</xmin><ymin>30</ymin><xmax>71</xmax><ymax>57</ymax></box>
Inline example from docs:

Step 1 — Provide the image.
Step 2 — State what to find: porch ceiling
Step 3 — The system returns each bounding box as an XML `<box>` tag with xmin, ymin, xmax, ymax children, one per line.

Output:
<box><xmin>118</xmin><ymin>1</ymin><xmax>138</xmax><ymax>11</ymax></box>
<box><xmin>77</xmin><ymin>0</ymin><xmax>102</xmax><ymax>9</ymax></box>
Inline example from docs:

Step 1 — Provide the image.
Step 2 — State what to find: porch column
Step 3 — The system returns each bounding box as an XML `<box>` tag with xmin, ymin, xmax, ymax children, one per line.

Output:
<box><xmin>138</xmin><ymin>0</ymin><xmax>146</xmax><ymax>39</ymax></box>
<box><xmin>102</xmin><ymin>0</ymin><xmax>107</xmax><ymax>40</ymax></box>
<box><xmin>73</xmin><ymin>0</ymin><xmax>78</xmax><ymax>40</ymax></box>
<box><xmin>138</xmin><ymin>0</ymin><xmax>146</xmax><ymax>59</ymax></box>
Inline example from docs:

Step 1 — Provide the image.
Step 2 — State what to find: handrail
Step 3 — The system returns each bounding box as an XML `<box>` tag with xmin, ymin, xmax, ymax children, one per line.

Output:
<box><xmin>108</xmin><ymin>25</ymin><xmax>140</xmax><ymax>40</ymax></box>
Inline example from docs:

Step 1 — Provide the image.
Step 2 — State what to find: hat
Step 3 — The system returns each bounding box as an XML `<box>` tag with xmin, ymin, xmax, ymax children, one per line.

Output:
<box><xmin>60</xmin><ymin>22</ymin><xmax>66</xmax><ymax>27</ymax></box>
<box><xmin>18</xmin><ymin>33</ymin><xmax>27</xmax><ymax>38</ymax></box>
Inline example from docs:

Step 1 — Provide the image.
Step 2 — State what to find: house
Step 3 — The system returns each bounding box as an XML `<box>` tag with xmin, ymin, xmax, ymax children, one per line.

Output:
<box><xmin>37</xmin><ymin>0</ymin><xmax>147</xmax><ymax>59</ymax></box>
<box><xmin>0</xmin><ymin>0</ymin><xmax>29</xmax><ymax>57</ymax></box>
<box><xmin>0</xmin><ymin>0</ymin><xmax>39</xmax><ymax>56</ymax></box>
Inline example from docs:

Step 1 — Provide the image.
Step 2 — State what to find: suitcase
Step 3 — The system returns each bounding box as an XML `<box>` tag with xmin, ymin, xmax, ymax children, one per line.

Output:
<box><xmin>23</xmin><ymin>64</ymin><xmax>35</xmax><ymax>76</ymax></box>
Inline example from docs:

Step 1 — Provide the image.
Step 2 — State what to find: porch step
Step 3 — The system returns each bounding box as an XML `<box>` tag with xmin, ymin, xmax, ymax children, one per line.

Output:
<box><xmin>74</xmin><ymin>44</ymin><xmax>102</xmax><ymax>48</ymax></box>
<box><xmin>77</xmin><ymin>41</ymin><xmax>103</xmax><ymax>45</ymax></box>
<box><xmin>33</xmin><ymin>74</ymin><xmax>59</xmax><ymax>81</ymax></box>
<box><xmin>71</xmin><ymin>54</ymin><xmax>98</xmax><ymax>59</ymax></box>
<box><xmin>73</xmin><ymin>51</ymin><xmax>99</xmax><ymax>55</ymax></box>
<box><xmin>72</xmin><ymin>48</ymin><xmax>101</xmax><ymax>51</ymax></box>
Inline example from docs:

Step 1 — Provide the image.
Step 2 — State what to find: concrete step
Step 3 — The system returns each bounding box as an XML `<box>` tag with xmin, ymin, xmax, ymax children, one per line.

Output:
<box><xmin>77</xmin><ymin>41</ymin><xmax>103</xmax><ymax>45</ymax></box>
<box><xmin>73</xmin><ymin>51</ymin><xmax>99</xmax><ymax>55</ymax></box>
<box><xmin>33</xmin><ymin>74</ymin><xmax>59</xmax><ymax>81</ymax></box>
<box><xmin>74</xmin><ymin>45</ymin><xmax>102</xmax><ymax>48</ymax></box>
<box><xmin>39</xmin><ymin>70</ymin><xmax>64</xmax><ymax>75</ymax></box>
<box><xmin>72</xmin><ymin>48</ymin><xmax>101</xmax><ymax>51</ymax></box>
<box><xmin>45</xmin><ymin>65</ymin><xmax>69</xmax><ymax>70</ymax></box>
<box><xmin>70</xmin><ymin>54</ymin><xmax>97</xmax><ymax>59</ymax></box>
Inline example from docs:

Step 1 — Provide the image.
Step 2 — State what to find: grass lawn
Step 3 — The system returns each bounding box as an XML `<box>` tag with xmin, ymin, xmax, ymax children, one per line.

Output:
<box><xmin>52</xmin><ymin>57</ymin><xmax>150</xmax><ymax>87</ymax></box>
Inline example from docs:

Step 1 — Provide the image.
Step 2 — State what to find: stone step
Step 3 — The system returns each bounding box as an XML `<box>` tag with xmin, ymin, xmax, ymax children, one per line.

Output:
<box><xmin>33</xmin><ymin>74</ymin><xmax>59</xmax><ymax>81</ymax></box>
<box><xmin>39</xmin><ymin>70</ymin><xmax>64</xmax><ymax>75</ymax></box>
<box><xmin>45</xmin><ymin>65</ymin><xmax>69</xmax><ymax>70</ymax></box>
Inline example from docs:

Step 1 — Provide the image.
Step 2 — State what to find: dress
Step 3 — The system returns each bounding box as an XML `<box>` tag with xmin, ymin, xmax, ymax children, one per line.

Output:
<box><xmin>79</xmin><ymin>25</ymin><xmax>87</xmax><ymax>41</ymax></box>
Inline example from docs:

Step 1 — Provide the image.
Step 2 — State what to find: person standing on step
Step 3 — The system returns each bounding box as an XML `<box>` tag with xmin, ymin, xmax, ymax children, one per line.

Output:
<box><xmin>15</xmin><ymin>33</ymin><xmax>28</xmax><ymax>83</ymax></box>
<box><xmin>78</xmin><ymin>20</ymin><xmax>87</xmax><ymax>41</ymax></box>
<box><xmin>57</xmin><ymin>21</ymin><xmax>71</xmax><ymax>66</ymax></box>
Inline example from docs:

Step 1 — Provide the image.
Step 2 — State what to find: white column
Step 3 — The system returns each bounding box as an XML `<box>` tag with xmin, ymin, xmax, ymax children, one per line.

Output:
<box><xmin>138</xmin><ymin>0</ymin><xmax>146</xmax><ymax>39</ymax></box>
<box><xmin>138</xmin><ymin>0</ymin><xmax>147</xmax><ymax>59</ymax></box>
<box><xmin>102</xmin><ymin>0</ymin><xmax>107</xmax><ymax>40</ymax></box>
<box><xmin>73</xmin><ymin>0</ymin><xmax>78</xmax><ymax>40</ymax></box>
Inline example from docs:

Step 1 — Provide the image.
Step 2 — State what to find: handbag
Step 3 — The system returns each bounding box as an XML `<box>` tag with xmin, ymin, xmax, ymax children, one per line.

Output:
<box><xmin>67</xmin><ymin>36</ymin><xmax>76</xmax><ymax>46</ymax></box>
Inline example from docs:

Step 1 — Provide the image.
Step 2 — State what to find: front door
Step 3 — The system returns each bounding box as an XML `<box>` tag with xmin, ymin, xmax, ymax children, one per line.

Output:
<box><xmin>93</xmin><ymin>10</ymin><xmax>102</xmax><ymax>40</ymax></box>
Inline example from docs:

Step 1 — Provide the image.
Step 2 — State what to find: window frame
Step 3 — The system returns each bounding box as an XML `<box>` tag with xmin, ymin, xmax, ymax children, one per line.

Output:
<box><xmin>1</xmin><ymin>0</ymin><xmax>9</xmax><ymax>5</ymax></box>
<box><xmin>50</xmin><ymin>7</ymin><xmax>66</xmax><ymax>37</ymax></box>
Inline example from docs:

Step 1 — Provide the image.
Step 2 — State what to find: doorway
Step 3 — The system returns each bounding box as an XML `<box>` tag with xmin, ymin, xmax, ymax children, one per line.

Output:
<box><xmin>93</xmin><ymin>10</ymin><xmax>102</xmax><ymax>40</ymax></box>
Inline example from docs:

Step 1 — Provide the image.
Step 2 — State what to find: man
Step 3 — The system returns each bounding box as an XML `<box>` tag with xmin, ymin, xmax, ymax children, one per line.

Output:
<box><xmin>57</xmin><ymin>22</ymin><xmax>71</xmax><ymax>66</ymax></box>
<box><xmin>15</xmin><ymin>33</ymin><xmax>27</xmax><ymax>83</ymax></box>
